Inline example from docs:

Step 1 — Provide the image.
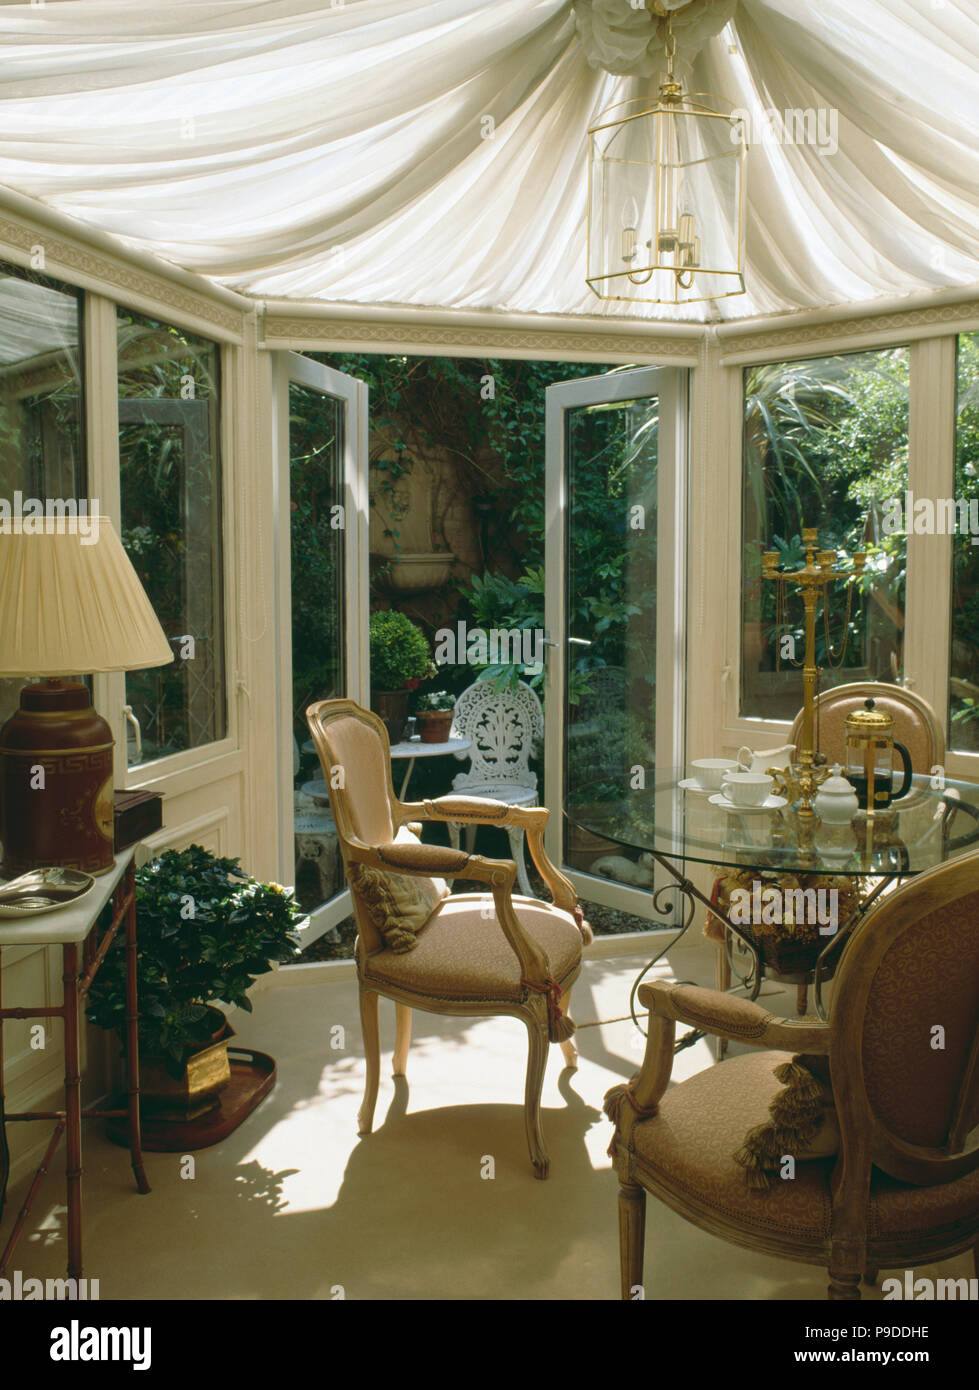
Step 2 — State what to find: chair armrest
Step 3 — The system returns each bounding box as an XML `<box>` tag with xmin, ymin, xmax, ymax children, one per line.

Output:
<box><xmin>374</xmin><ymin>841</ymin><xmax>471</xmax><ymax>876</ymax></box>
<box><xmin>638</xmin><ymin>981</ymin><xmax>830</xmax><ymax>1053</ymax></box>
<box><xmin>400</xmin><ymin>797</ymin><xmax>591</xmax><ymax>937</ymax></box>
<box><xmin>403</xmin><ymin>795</ymin><xmax>544</xmax><ymax>829</ymax></box>
<box><xmin>604</xmin><ymin>983</ymin><xmax>831</xmax><ymax>1161</ymax></box>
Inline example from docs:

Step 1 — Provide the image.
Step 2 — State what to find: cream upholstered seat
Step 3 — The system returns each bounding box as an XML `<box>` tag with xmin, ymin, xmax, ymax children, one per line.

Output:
<box><xmin>361</xmin><ymin>896</ymin><xmax>582</xmax><ymax>1004</ymax></box>
<box><xmin>305</xmin><ymin>698</ymin><xmax>591</xmax><ymax>1179</ymax></box>
<box><xmin>609</xmin><ymin>849</ymin><xmax>979</xmax><ymax>1299</ymax></box>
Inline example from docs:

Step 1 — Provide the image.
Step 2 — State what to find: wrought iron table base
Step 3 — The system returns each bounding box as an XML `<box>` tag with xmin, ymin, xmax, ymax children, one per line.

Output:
<box><xmin>627</xmin><ymin>848</ymin><xmax>905</xmax><ymax>1051</ymax></box>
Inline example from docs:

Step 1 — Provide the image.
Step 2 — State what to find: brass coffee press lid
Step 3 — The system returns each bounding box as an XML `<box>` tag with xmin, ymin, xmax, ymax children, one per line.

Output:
<box><xmin>845</xmin><ymin>698</ymin><xmax>893</xmax><ymax>733</ymax></box>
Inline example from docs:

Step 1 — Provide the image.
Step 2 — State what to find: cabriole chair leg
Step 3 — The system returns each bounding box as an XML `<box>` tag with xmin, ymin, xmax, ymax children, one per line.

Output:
<box><xmin>523</xmin><ymin>1011</ymin><xmax>550</xmax><ymax>1179</ymax></box>
<box><xmin>358</xmin><ymin>987</ymin><xmax>380</xmax><ymax>1136</ymax></box>
<box><xmin>393</xmin><ymin>1002</ymin><xmax>411</xmax><ymax>1077</ymax></box>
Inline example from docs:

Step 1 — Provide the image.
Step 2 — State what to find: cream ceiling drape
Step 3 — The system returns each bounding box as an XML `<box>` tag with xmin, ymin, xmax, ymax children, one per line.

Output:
<box><xmin>0</xmin><ymin>0</ymin><xmax>977</xmax><ymax>322</ymax></box>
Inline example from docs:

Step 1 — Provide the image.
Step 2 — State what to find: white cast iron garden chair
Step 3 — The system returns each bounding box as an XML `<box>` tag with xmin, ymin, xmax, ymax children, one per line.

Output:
<box><xmin>447</xmin><ymin>679</ymin><xmax>543</xmax><ymax>897</ymax></box>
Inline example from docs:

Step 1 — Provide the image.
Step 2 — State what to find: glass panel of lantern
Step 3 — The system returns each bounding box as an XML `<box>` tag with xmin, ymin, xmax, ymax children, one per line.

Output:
<box><xmin>587</xmin><ymin>97</ymin><xmax>746</xmax><ymax>307</ymax></box>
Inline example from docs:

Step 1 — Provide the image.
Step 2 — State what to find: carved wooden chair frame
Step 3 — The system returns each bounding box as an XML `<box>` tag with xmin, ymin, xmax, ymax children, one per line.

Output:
<box><xmin>306</xmin><ymin>698</ymin><xmax>590</xmax><ymax>1178</ymax></box>
<box><xmin>611</xmin><ymin>847</ymin><xmax>979</xmax><ymax>1298</ymax></box>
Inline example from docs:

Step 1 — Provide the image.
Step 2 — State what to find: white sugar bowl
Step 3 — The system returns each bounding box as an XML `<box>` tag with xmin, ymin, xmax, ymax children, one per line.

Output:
<box><xmin>814</xmin><ymin>766</ymin><xmax>860</xmax><ymax>825</ymax></box>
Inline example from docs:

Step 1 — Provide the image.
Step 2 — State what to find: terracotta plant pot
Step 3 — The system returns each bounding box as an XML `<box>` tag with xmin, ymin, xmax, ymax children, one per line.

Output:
<box><xmin>371</xmin><ymin>689</ymin><xmax>411</xmax><ymax>744</ymax></box>
<box><xmin>416</xmin><ymin>709</ymin><xmax>453</xmax><ymax>743</ymax></box>
<box><xmin>138</xmin><ymin>1007</ymin><xmax>235</xmax><ymax>1122</ymax></box>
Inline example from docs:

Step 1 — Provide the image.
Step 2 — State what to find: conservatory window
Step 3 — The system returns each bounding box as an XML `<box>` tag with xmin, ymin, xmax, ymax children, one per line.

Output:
<box><xmin>950</xmin><ymin>331</ymin><xmax>979</xmax><ymax>753</ymax></box>
<box><xmin>0</xmin><ymin>263</ymin><xmax>85</xmax><ymax>729</ymax></box>
<box><xmin>117</xmin><ymin>308</ymin><xmax>226</xmax><ymax>766</ymax></box>
<box><xmin>741</xmin><ymin>348</ymin><xmax>910</xmax><ymax>721</ymax></box>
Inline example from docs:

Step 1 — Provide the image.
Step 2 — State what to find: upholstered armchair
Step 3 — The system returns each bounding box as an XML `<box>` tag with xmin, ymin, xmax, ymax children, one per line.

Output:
<box><xmin>609</xmin><ymin>847</ymin><xmax>979</xmax><ymax>1299</ymax></box>
<box><xmin>305</xmin><ymin>698</ymin><xmax>592</xmax><ymax>1178</ymax></box>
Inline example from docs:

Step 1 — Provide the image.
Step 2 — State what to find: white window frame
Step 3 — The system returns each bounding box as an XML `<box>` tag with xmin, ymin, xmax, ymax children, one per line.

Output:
<box><xmin>88</xmin><ymin>294</ymin><xmax>240</xmax><ymax>789</ymax></box>
<box><xmin>544</xmin><ymin>366</ymin><xmax>688</xmax><ymax>916</ymax></box>
<box><xmin>273</xmin><ymin>350</ymin><xmax>369</xmax><ymax>944</ymax></box>
<box><xmin>711</xmin><ymin>328</ymin><xmax>979</xmax><ymax>783</ymax></box>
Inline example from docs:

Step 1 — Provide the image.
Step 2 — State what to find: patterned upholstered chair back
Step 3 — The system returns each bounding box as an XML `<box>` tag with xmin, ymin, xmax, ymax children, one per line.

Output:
<box><xmin>790</xmin><ymin>681</ymin><xmax>944</xmax><ymax>776</ymax></box>
<box><xmin>306</xmin><ymin>700</ymin><xmax>399</xmax><ymax>953</ymax></box>
<box><xmin>451</xmin><ymin>679</ymin><xmax>543</xmax><ymax>793</ymax></box>
<box><xmin>831</xmin><ymin>850</ymin><xmax>979</xmax><ymax>1188</ymax></box>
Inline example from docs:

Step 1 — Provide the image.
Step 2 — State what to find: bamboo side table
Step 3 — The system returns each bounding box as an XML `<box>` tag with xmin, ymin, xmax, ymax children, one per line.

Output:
<box><xmin>0</xmin><ymin>848</ymin><xmax>150</xmax><ymax>1279</ymax></box>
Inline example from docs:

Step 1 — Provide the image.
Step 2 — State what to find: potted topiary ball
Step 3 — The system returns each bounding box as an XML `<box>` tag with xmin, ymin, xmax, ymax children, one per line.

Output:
<box><xmin>86</xmin><ymin>845</ymin><xmax>304</xmax><ymax>1122</ymax></box>
<box><xmin>369</xmin><ymin>609</ymin><xmax>433</xmax><ymax>743</ymax></box>
<box><xmin>414</xmin><ymin>689</ymin><xmax>455</xmax><ymax>743</ymax></box>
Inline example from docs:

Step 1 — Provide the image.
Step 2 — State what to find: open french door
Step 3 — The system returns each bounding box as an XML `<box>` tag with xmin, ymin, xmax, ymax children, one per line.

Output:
<box><xmin>274</xmin><ymin>352</ymin><xmax>369</xmax><ymax>946</ymax></box>
<box><xmin>544</xmin><ymin>367</ymin><xmax>687</xmax><ymax>916</ymax></box>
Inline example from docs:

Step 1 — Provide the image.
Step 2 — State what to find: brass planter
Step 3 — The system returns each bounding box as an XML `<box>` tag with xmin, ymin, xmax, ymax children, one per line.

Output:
<box><xmin>139</xmin><ymin>1009</ymin><xmax>234</xmax><ymax>1122</ymax></box>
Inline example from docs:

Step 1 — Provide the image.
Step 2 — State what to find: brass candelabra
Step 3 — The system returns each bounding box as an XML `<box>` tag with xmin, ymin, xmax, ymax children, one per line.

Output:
<box><xmin>762</xmin><ymin>528</ymin><xmax>866</xmax><ymax>823</ymax></box>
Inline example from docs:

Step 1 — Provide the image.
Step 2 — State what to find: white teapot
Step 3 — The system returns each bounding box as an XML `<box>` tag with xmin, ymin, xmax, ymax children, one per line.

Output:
<box><xmin>813</xmin><ymin>765</ymin><xmax>860</xmax><ymax>825</ymax></box>
<box><xmin>736</xmin><ymin>743</ymin><xmax>795</xmax><ymax>775</ymax></box>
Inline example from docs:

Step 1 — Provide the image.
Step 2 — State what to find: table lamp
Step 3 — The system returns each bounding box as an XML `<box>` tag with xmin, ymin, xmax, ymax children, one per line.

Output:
<box><xmin>0</xmin><ymin>515</ymin><xmax>174</xmax><ymax>878</ymax></box>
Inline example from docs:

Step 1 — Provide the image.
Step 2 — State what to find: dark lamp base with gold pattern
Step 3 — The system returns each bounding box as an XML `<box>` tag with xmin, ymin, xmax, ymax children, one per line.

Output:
<box><xmin>0</xmin><ymin>678</ymin><xmax>115</xmax><ymax>878</ymax></box>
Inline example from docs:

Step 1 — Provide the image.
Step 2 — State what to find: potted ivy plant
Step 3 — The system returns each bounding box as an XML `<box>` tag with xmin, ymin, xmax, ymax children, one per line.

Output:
<box><xmin>414</xmin><ymin>689</ymin><xmax>455</xmax><ymax>743</ymax></box>
<box><xmin>369</xmin><ymin>609</ymin><xmax>433</xmax><ymax>742</ymax></box>
<box><xmin>86</xmin><ymin>845</ymin><xmax>304</xmax><ymax>1122</ymax></box>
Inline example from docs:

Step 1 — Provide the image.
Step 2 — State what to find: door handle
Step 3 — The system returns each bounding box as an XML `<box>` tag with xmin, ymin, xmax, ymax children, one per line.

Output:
<box><xmin>123</xmin><ymin>704</ymin><xmax>142</xmax><ymax>764</ymax></box>
<box><xmin>568</xmin><ymin>637</ymin><xmax>592</xmax><ymax>646</ymax></box>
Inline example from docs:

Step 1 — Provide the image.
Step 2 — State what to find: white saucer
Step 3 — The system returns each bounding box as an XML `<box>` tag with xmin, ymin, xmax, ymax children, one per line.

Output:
<box><xmin>678</xmin><ymin>777</ymin><xmax>715</xmax><ymax>794</ymax></box>
<box><xmin>709</xmin><ymin>792</ymin><xmax>787</xmax><ymax>813</ymax></box>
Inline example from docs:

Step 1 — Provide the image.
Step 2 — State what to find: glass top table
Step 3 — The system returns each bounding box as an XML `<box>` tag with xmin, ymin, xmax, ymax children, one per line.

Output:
<box><xmin>565</xmin><ymin>771</ymin><xmax>979</xmax><ymax>879</ymax></box>
<box><xmin>565</xmin><ymin>770</ymin><xmax>979</xmax><ymax>1025</ymax></box>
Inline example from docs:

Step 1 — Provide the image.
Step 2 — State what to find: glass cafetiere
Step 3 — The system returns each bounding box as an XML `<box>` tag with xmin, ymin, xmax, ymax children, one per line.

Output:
<box><xmin>844</xmin><ymin>699</ymin><xmax>913</xmax><ymax>812</ymax></box>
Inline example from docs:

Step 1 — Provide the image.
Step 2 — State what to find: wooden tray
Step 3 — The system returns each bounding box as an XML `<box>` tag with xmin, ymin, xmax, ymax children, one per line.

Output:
<box><xmin>106</xmin><ymin>1048</ymin><xmax>276</xmax><ymax>1152</ymax></box>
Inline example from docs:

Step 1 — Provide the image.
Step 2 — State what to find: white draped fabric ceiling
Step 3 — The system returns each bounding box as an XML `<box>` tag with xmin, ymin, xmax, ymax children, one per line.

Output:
<box><xmin>0</xmin><ymin>0</ymin><xmax>977</xmax><ymax>321</ymax></box>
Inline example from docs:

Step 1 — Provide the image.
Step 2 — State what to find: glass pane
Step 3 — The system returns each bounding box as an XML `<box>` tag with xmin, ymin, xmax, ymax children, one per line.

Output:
<box><xmin>290</xmin><ymin>381</ymin><xmax>345</xmax><ymax>915</ymax></box>
<box><xmin>563</xmin><ymin>394</ymin><xmax>658</xmax><ymax>875</ymax></box>
<box><xmin>741</xmin><ymin>349</ymin><xmax>909</xmax><ymax>721</ymax></box>
<box><xmin>0</xmin><ymin>265</ymin><xmax>85</xmax><ymax>727</ymax></box>
<box><xmin>951</xmin><ymin>331</ymin><xmax>979</xmax><ymax>753</ymax></box>
<box><xmin>117</xmin><ymin>310</ymin><xmax>225</xmax><ymax>765</ymax></box>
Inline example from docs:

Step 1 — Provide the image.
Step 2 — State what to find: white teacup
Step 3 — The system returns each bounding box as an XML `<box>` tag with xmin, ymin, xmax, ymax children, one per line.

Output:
<box><xmin>722</xmin><ymin>771</ymin><xmax>774</xmax><ymax>807</ymax></box>
<box><xmin>690</xmin><ymin>758</ymin><xmax>739</xmax><ymax>791</ymax></box>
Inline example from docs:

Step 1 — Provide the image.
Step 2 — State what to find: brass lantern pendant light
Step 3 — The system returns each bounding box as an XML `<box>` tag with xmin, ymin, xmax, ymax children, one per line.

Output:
<box><xmin>586</xmin><ymin>12</ymin><xmax>747</xmax><ymax>306</ymax></box>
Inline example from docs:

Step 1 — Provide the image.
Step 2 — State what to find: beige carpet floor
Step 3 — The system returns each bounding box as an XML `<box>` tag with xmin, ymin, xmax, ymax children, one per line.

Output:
<box><xmin>2</xmin><ymin>937</ymin><xmax>973</xmax><ymax>1301</ymax></box>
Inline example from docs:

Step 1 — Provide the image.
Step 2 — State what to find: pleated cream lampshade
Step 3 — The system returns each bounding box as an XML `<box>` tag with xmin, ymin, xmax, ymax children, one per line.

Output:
<box><xmin>0</xmin><ymin>515</ymin><xmax>173</xmax><ymax>676</ymax></box>
<box><xmin>0</xmin><ymin>515</ymin><xmax>174</xmax><ymax>878</ymax></box>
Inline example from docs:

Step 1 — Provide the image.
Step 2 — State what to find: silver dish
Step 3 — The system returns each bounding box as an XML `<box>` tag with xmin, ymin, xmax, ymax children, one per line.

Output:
<box><xmin>0</xmin><ymin>868</ymin><xmax>96</xmax><ymax>917</ymax></box>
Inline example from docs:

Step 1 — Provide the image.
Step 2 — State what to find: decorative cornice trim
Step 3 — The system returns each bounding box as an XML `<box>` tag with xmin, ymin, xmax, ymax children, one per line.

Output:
<box><xmin>262</xmin><ymin>314</ymin><xmax>701</xmax><ymax>359</ymax></box>
<box><xmin>0</xmin><ymin>216</ymin><xmax>245</xmax><ymax>339</ymax></box>
<box><xmin>719</xmin><ymin>299</ymin><xmax>979</xmax><ymax>362</ymax></box>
